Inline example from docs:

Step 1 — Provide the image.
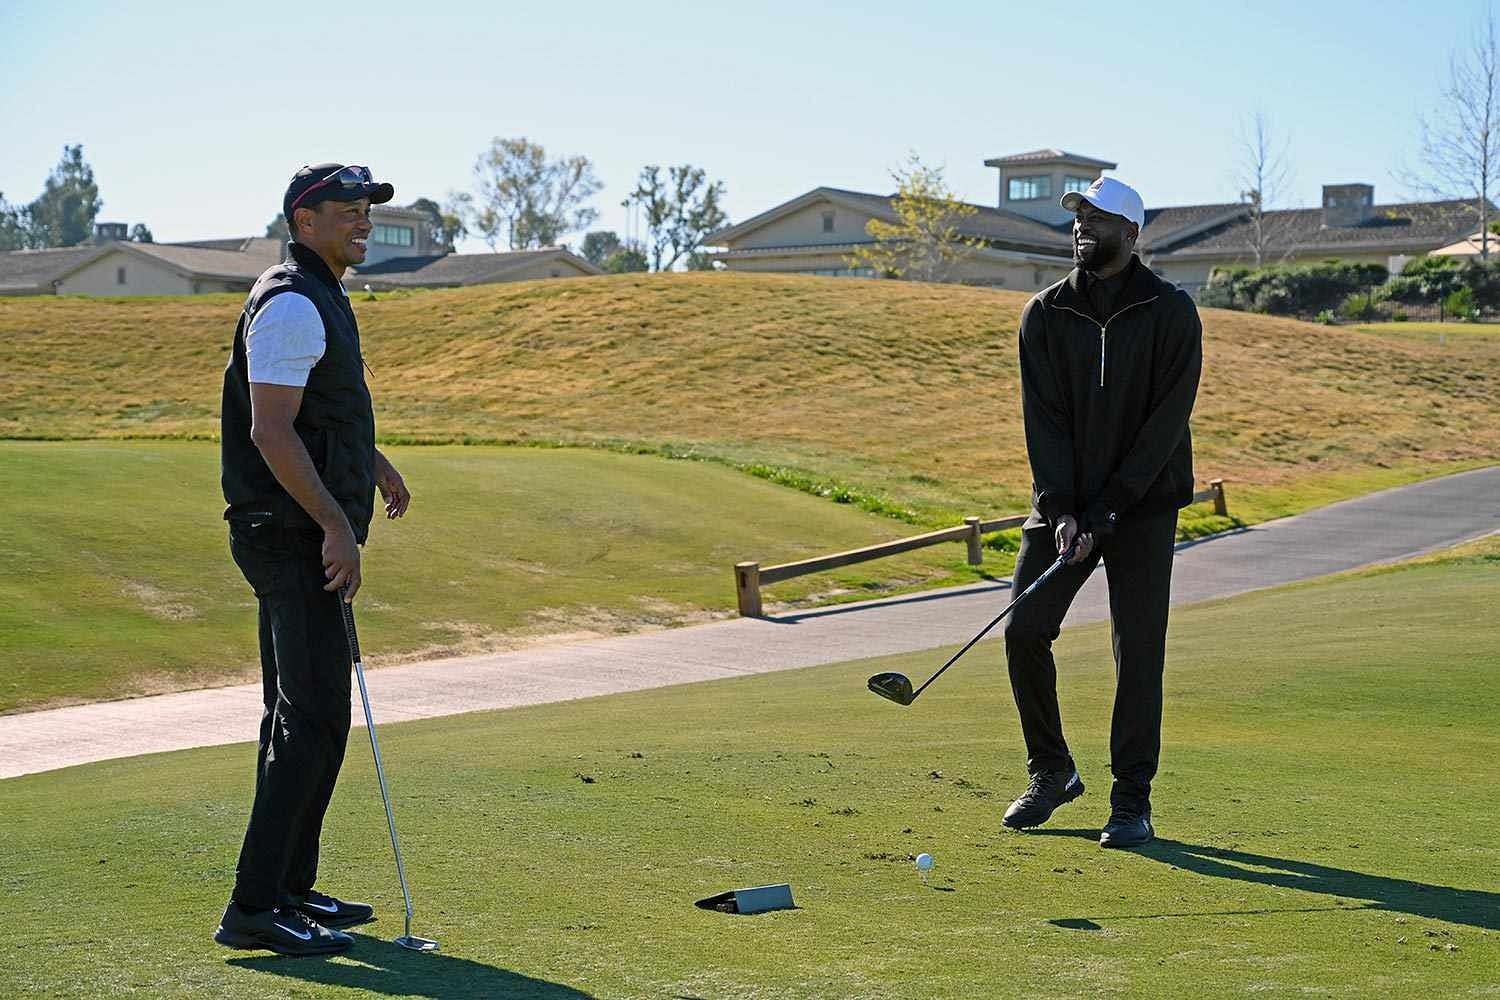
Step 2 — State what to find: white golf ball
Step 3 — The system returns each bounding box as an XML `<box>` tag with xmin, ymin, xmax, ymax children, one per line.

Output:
<box><xmin>915</xmin><ymin>852</ymin><xmax>934</xmax><ymax>872</ymax></box>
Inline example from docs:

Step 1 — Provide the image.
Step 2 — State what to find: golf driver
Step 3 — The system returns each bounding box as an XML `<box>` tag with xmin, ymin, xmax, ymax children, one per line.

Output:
<box><xmin>338</xmin><ymin>587</ymin><xmax>439</xmax><ymax>952</ymax></box>
<box><xmin>868</xmin><ymin>539</ymin><xmax>1079</xmax><ymax>706</ymax></box>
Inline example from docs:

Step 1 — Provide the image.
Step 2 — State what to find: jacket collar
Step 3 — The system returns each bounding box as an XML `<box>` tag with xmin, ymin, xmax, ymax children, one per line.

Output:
<box><xmin>286</xmin><ymin>240</ymin><xmax>345</xmax><ymax>292</ymax></box>
<box><xmin>1051</xmin><ymin>254</ymin><xmax>1166</xmax><ymax>320</ymax></box>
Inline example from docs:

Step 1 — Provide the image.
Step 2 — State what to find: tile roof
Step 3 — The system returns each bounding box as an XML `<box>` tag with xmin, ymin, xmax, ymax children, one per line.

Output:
<box><xmin>1151</xmin><ymin>199</ymin><xmax>1485</xmax><ymax>258</ymax></box>
<box><xmin>348</xmin><ymin>248</ymin><xmax>602</xmax><ymax>288</ymax></box>
<box><xmin>0</xmin><ymin>245</ymin><xmax>105</xmax><ymax>293</ymax></box>
<box><xmin>122</xmin><ymin>240</ymin><xmax>282</xmax><ymax>282</ymax></box>
<box><xmin>816</xmin><ymin>188</ymin><xmax>1071</xmax><ymax>251</ymax></box>
<box><xmin>1138</xmin><ymin>203</ymin><xmax>1247</xmax><ymax>251</ymax></box>
<box><xmin>982</xmin><ymin>149</ymin><xmax>1117</xmax><ymax>169</ymax></box>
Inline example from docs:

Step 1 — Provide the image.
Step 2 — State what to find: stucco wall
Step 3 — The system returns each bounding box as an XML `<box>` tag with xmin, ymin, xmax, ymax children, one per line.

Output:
<box><xmin>498</xmin><ymin>258</ymin><xmax>598</xmax><ymax>282</ymax></box>
<box><xmin>720</xmin><ymin>248</ymin><xmax>1070</xmax><ymax>291</ymax></box>
<box><xmin>732</xmin><ymin>201</ymin><xmax>878</xmax><ymax>250</ymax></box>
<box><xmin>55</xmin><ymin>252</ymin><xmax>194</xmax><ymax>296</ymax></box>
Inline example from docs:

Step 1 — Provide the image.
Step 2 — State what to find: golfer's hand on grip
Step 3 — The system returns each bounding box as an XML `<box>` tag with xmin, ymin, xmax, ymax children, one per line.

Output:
<box><xmin>1055</xmin><ymin>515</ymin><xmax>1093</xmax><ymax>565</ymax></box>
<box><xmin>323</xmin><ymin>519</ymin><xmax>362</xmax><ymax>600</ymax></box>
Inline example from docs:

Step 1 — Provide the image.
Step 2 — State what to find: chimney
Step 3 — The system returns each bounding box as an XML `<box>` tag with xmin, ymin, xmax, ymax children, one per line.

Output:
<box><xmin>1322</xmin><ymin>184</ymin><xmax>1373</xmax><ymax>228</ymax></box>
<box><xmin>93</xmin><ymin>222</ymin><xmax>128</xmax><ymax>243</ymax></box>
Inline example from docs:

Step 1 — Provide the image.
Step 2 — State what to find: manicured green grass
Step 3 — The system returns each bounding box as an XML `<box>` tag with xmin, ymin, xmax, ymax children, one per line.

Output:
<box><xmin>1</xmin><ymin>551</ymin><xmax>1495</xmax><ymax>998</ymax></box>
<box><xmin>0</xmin><ymin>440</ymin><xmax>1011</xmax><ymax>714</ymax></box>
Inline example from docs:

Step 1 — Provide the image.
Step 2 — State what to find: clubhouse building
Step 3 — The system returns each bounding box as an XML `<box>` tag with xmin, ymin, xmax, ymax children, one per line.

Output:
<box><xmin>705</xmin><ymin>149</ymin><xmax>1484</xmax><ymax>294</ymax></box>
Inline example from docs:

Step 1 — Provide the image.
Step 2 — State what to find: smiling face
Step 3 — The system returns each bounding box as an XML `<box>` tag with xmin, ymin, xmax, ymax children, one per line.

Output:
<box><xmin>1072</xmin><ymin>201</ymin><xmax>1139</xmax><ymax>275</ymax></box>
<box><xmin>291</xmin><ymin>197</ymin><xmax>372</xmax><ymax>276</ymax></box>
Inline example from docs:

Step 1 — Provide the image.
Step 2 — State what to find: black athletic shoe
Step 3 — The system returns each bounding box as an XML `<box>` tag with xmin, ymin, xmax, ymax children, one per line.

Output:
<box><xmin>213</xmin><ymin>902</ymin><xmax>353</xmax><ymax>956</ymax></box>
<box><xmin>1001</xmin><ymin>768</ymin><xmax>1085</xmax><ymax>829</ymax></box>
<box><xmin>1099</xmin><ymin>804</ymin><xmax>1154</xmax><ymax>848</ymax></box>
<box><xmin>291</xmin><ymin>889</ymin><xmax>375</xmax><ymax>930</ymax></box>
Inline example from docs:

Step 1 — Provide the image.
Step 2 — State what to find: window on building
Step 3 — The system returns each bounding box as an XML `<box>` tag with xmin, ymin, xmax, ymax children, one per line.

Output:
<box><xmin>1063</xmin><ymin>175</ymin><xmax>1093</xmax><ymax>194</ymax></box>
<box><xmin>822</xmin><ymin>210</ymin><xmax>835</xmax><ymax>233</ymax></box>
<box><xmin>1008</xmin><ymin>175</ymin><xmax>1052</xmax><ymax>201</ymax></box>
<box><xmin>116</xmin><ymin>266</ymin><xmax>126</xmax><ymax>285</ymax></box>
<box><xmin>371</xmin><ymin>224</ymin><xmax>415</xmax><ymax>247</ymax></box>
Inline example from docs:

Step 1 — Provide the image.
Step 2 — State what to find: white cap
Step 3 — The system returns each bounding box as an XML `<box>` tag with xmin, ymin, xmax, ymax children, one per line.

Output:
<box><xmin>1060</xmin><ymin>176</ymin><xmax>1145</xmax><ymax>230</ymax></box>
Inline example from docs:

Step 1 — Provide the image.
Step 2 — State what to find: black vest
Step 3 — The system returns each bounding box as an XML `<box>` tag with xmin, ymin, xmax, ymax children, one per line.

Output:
<box><xmin>221</xmin><ymin>242</ymin><xmax>377</xmax><ymax>543</ymax></box>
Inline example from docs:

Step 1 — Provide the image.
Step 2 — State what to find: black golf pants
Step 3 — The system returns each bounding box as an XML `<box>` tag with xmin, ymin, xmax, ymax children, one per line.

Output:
<box><xmin>1003</xmin><ymin>509</ymin><xmax>1178</xmax><ymax>809</ymax></box>
<box><xmin>227</xmin><ymin>519</ymin><xmax>352</xmax><ymax>910</ymax></box>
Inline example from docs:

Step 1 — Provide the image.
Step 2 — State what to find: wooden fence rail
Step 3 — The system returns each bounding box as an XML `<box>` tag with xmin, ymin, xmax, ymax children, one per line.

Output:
<box><xmin>733</xmin><ymin>479</ymin><xmax>1227</xmax><ymax>617</ymax></box>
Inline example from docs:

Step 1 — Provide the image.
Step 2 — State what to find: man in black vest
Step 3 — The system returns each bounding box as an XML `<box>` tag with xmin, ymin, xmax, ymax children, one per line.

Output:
<box><xmin>214</xmin><ymin>164</ymin><xmax>412</xmax><ymax>955</ymax></box>
<box><xmin>999</xmin><ymin>177</ymin><xmax>1202</xmax><ymax>850</ymax></box>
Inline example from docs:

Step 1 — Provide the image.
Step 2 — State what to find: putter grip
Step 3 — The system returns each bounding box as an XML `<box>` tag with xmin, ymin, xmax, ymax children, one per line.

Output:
<box><xmin>339</xmin><ymin>589</ymin><xmax>362</xmax><ymax>663</ymax></box>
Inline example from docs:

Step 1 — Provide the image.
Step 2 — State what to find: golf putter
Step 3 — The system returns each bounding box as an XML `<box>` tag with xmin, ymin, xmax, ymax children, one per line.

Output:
<box><xmin>338</xmin><ymin>586</ymin><xmax>439</xmax><ymax>952</ymax></box>
<box><xmin>868</xmin><ymin>538</ymin><xmax>1079</xmax><ymax>706</ymax></box>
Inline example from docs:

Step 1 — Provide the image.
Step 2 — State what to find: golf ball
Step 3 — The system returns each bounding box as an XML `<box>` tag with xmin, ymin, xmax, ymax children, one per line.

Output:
<box><xmin>915</xmin><ymin>853</ymin><xmax>934</xmax><ymax>872</ymax></box>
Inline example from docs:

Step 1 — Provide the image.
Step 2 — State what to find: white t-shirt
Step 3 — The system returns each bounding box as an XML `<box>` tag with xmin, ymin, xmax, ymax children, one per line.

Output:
<box><xmin>244</xmin><ymin>292</ymin><xmax>329</xmax><ymax>387</ymax></box>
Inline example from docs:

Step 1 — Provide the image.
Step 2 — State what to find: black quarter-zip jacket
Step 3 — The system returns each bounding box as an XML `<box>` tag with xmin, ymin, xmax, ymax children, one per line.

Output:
<box><xmin>1018</xmin><ymin>254</ymin><xmax>1203</xmax><ymax>535</ymax></box>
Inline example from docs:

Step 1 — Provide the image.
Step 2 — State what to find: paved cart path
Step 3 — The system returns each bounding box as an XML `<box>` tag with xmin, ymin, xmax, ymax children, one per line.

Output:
<box><xmin>2</xmin><ymin>467</ymin><xmax>1495</xmax><ymax>780</ymax></box>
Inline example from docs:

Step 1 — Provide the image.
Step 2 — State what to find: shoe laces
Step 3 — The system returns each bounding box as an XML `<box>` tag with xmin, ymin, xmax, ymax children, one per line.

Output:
<box><xmin>1020</xmin><ymin>770</ymin><xmax>1065</xmax><ymax>802</ymax></box>
<box><xmin>271</xmin><ymin>906</ymin><xmax>318</xmax><ymax>930</ymax></box>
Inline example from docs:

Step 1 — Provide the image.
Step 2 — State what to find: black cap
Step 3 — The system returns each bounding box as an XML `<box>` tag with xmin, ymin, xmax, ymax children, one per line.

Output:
<box><xmin>282</xmin><ymin>163</ymin><xmax>395</xmax><ymax>222</ymax></box>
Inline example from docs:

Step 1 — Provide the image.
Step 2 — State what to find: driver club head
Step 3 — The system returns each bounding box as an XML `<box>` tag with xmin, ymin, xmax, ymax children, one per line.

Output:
<box><xmin>867</xmin><ymin>671</ymin><xmax>916</xmax><ymax>706</ymax></box>
<box><xmin>396</xmin><ymin>934</ymin><xmax>440</xmax><ymax>952</ymax></box>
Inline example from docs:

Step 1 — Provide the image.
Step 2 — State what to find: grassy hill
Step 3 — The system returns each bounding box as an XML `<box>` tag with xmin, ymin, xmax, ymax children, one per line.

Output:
<box><xmin>2</xmin><ymin>543</ymin><xmax>1495</xmax><ymax>998</ymax></box>
<box><xmin>3</xmin><ymin>273</ymin><xmax>1496</xmax><ymax>527</ymax></box>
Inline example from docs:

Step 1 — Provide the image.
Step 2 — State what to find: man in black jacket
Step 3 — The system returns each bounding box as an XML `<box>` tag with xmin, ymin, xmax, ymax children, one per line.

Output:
<box><xmin>1000</xmin><ymin>176</ymin><xmax>1202</xmax><ymax>849</ymax></box>
<box><xmin>214</xmin><ymin>164</ymin><xmax>412</xmax><ymax>955</ymax></box>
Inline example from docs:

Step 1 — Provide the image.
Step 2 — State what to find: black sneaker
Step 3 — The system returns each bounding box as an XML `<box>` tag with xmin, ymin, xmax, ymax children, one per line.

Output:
<box><xmin>1001</xmin><ymin>768</ymin><xmax>1085</xmax><ymax>829</ymax></box>
<box><xmin>1099</xmin><ymin>804</ymin><xmax>1154</xmax><ymax>848</ymax></box>
<box><xmin>291</xmin><ymin>889</ymin><xmax>375</xmax><ymax>930</ymax></box>
<box><xmin>213</xmin><ymin>902</ymin><xmax>353</xmax><ymax>956</ymax></box>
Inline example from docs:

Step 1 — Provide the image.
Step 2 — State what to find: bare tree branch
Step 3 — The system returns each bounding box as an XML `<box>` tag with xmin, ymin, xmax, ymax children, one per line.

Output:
<box><xmin>1234</xmin><ymin>109</ymin><xmax>1294</xmax><ymax>266</ymax></box>
<box><xmin>1403</xmin><ymin>8</ymin><xmax>1500</xmax><ymax>260</ymax></box>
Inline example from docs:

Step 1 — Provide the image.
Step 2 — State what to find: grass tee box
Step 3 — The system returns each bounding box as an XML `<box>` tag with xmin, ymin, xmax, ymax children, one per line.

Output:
<box><xmin>0</xmin><ymin>547</ymin><xmax>1495</xmax><ymax>998</ymax></box>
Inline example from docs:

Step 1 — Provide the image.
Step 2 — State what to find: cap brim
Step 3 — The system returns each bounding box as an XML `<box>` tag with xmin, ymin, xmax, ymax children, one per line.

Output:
<box><xmin>323</xmin><ymin>181</ymin><xmax>394</xmax><ymax>206</ymax></box>
<box><xmin>1059</xmin><ymin>191</ymin><xmax>1089</xmax><ymax>212</ymax></box>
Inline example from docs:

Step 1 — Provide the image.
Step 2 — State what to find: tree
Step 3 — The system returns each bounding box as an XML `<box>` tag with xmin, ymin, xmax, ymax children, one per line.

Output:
<box><xmin>407</xmin><ymin>197</ymin><xmax>465</xmax><ymax>250</ymax></box>
<box><xmin>603</xmin><ymin>247</ymin><xmax>649</xmax><ymax>273</ymax></box>
<box><xmin>623</xmin><ymin>164</ymin><xmax>728</xmax><ymax>272</ymax></box>
<box><xmin>26</xmin><ymin>145</ymin><xmax>102</xmax><ymax>248</ymax></box>
<box><xmin>1409</xmin><ymin>9</ymin><xmax>1500</xmax><ymax>261</ymax></box>
<box><xmin>580</xmin><ymin>230</ymin><xmax>623</xmax><ymax>266</ymax></box>
<box><xmin>265</xmin><ymin>213</ymin><xmax>290</xmax><ymax>241</ymax></box>
<box><xmin>129</xmin><ymin>223</ymin><xmax>153</xmax><ymax>243</ymax></box>
<box><xmin>0</xmin><ymin>194</ymin><xmax>32</xmax><ymax>250</ymax></box>
<box><xmin>1234</xmin><ymin>110</ymin><xmax>1294</xmax><ymax>266</ymax></box>
<box><xmin>846</xmin><ymin>154</ymin><xmax>983</xmax><ymax>282</ymax></box>
<box><xmin>462</xmin><ymin>137</ymin><xmax>601</xmax><ymax>250</ymax></box>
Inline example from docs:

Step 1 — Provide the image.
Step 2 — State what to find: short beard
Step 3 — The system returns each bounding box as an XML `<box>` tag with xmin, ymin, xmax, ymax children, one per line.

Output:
<box><xmin>1074</xmin><ymin>232</ymin><xmax>1124</xmax><ymax>272</ymax></box>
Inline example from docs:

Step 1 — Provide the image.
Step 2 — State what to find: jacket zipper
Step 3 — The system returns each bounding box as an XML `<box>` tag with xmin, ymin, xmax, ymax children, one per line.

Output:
<box><xmin>1055</xmin><ymin>296</ymin><xmax>1160</xmax><ymax>387</ymax></box>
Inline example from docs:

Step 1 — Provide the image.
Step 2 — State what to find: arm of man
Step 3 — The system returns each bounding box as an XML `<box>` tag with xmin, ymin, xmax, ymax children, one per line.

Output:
<box><xmin>1019</xmin><ymin>298</ymin><xmax>1091</xmax><ymax>562</ymax></box>
<box><xmin>249</xmin><ymin>384</ymin><xmax>362</xmax><ymax>599</ymax></box>
<box><xmin>1083</xmin><ymin>291</ymin><xmax>1203</xmax><ymax>535</ymax></box>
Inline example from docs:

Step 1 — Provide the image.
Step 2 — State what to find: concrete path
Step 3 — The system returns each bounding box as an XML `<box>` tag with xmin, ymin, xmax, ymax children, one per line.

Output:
<box><xmin>3</xmin><ymin>467</ymin><xmax>1495</xmax><ymax>780</ymax></box>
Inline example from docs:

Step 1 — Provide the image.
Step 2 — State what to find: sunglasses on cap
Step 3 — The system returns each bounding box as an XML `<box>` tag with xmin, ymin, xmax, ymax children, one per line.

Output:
<box><xmin>288</xmin><ymin>165</ymin><xmax>375</xmax><ymax>213</ymax></box>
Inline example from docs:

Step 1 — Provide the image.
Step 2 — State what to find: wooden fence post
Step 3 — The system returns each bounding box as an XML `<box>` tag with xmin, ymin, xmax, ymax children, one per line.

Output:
<box><xmin>1210</xmin><ymin>478</ymin><xmax>1227</xmax><ymax>517</ymax></box>
<box><xmin>735</xmin><ymin>562</ymin><xmax>763</xmax><ymax>618</ymax></box>
<box><xmin>964</xmin><ymin>516</ymin><xmax>983</xmax><ymax>566</ymax></box>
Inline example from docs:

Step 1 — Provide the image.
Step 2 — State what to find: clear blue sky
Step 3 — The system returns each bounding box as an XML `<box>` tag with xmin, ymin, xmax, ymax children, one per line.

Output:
<box><xmin>0</xmin><ymin>0</ymin><xmax>1485</xmax><ymax>251</ymax></box>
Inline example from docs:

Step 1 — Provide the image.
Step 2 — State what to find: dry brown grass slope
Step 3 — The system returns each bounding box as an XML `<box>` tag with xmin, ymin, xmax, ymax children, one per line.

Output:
<box><xmin>1</xmin><ymin>272</ymin><xmax>1494</xmax><ymax>516</ymax></box>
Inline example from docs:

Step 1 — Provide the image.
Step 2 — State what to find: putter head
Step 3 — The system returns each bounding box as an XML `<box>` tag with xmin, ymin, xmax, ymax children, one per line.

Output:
<box><xmin>396</xmin><ymin>934</ymin><xmax>439</xmax><ymax>952</ymax></box>
<box><xmin>867</xmin><ymin>671</ymin><xmax>915</xmax><ymax>706</ymax></box>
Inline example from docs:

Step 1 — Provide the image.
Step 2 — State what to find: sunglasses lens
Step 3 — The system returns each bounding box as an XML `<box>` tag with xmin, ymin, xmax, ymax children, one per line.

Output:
<box><xmin>336</xmin><ymin>166</ymin><xmax>372</xmax><ymax>186</ymax></box>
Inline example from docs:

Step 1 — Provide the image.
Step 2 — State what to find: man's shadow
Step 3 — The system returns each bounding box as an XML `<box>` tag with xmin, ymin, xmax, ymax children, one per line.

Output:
<box><xmin>227</xmin><ymin>933</ymin><xmax>597</xmax><ymax>999</ymax></box>
<box><xmin>1032</xmin><ymin>830</ymin><xmax>1498</xmax><ymax>931</ymax></box>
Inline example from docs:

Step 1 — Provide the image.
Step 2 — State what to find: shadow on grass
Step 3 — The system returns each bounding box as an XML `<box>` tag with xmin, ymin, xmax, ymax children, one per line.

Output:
<box><xmin>1032</xmin><ymin>830</ymin><xmax>1498</xmax><ymax>930</ymax></box>
<box><xmin>227</xmin><ymin>933</ymin><xmax>595</xmax><ymax>999</ymax></box>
